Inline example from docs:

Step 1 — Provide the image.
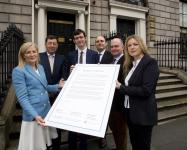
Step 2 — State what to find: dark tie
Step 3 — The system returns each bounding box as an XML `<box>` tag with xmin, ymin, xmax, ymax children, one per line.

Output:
<box><xmin>79</xmin><ymin>51</ymin><xmax>83</xmax><ymax>64</ymax></box>
<box><xmin>112</xmin><ymin>58</ymin><xmax>116</xmax><ymax>64</ymax></box>
<box><xmin>98</xmin><ymin>53</ymin><xmax>102</xmax><ymax>63</ymax></box>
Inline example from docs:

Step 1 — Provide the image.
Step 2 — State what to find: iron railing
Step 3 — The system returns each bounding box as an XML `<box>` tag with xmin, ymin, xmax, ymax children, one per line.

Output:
<box><xmin>154</xmin><ymin>37</ymin><xmax>187</xmax><ymax>72</ymax></box>
<box><xmin>0</xmin><ymin>24</ymin><xmax>24</xmax><ymax>105</ymax></box>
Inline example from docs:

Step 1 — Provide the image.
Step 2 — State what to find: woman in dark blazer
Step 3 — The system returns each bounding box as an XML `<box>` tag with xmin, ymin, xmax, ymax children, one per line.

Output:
<box><xmin>12</xmin><ymin>42</ymin><xmax>64</xmax><ymax>150</ymax></box>
<box><xmin>116</xmin><ymin>35</ymin><xmax>159</xmax><ymax>150</ymax></box>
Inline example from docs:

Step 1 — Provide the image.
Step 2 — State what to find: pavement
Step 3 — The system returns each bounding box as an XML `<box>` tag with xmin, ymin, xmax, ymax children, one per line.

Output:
<box><xmin>60</xmin><ymin>116</ymin><xmax>187</xmax><ymax>150</ymax></box>
<box><xmin>7</xmin><ymin>116</ymin><xmax>187</xmax><ymax>150</ymax></box>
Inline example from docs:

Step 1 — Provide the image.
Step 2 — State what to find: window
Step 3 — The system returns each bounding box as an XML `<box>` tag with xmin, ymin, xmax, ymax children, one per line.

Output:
<box><xmin>180</xmin><ymin>1</ymin><xmax>187</xmax><ymax>28</ymax></box>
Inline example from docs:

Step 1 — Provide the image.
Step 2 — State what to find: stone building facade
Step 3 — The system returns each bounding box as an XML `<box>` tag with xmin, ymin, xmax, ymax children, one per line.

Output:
<box><xmin>0</xmin><ymin>0</ymin><xmax>32</xmax><ymax>40</ymax></box>
<box><xmin>0</xmin><ymin>0</ymin><xmax>185</xmax><ymax>55</ymax></box>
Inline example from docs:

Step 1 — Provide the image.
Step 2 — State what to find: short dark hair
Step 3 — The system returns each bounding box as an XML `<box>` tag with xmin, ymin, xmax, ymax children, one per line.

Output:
<box><xmin>73</xmin><ymin>29</ymin><xmax>86</xmax><ymax>38</ymax></box>
<box><xmin>45</xmin><ymin>35</ymin><xmax>58</xmax><ymax>43</ymax></box>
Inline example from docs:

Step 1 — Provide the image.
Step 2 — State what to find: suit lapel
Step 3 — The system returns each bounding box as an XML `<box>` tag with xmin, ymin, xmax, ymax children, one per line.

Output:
<box><xmin>53</xmin><ymin>54</ymin><xmax>59</xmax><ymax>76</ymax></box>
<box><xmin>128</xmin><ymin>55</ymin><xmax>146</xmax><ymax>84</ymax></box>
<box><xmin>100</xmin><ymin>51</ymin><xmax>107</xmax><ymax>63</ymax></box>
<box><xmin>43</xmin><ymin>53</ymin><xmax>52</xmax><ymax>75</ymax></box>
<box><xmin>25</xmin><ymin>64</ymin><xmax>47</xmax><ymax>88</ymax></box>
<box><xmin>86</xmin><ymin>49</ymin><xmax>91</xmax><ymax>64</ymax></box>
<box><xmin>74</xmin><ymin>50</ymin><xmax>78</xmax><ymax>64</ymax></box>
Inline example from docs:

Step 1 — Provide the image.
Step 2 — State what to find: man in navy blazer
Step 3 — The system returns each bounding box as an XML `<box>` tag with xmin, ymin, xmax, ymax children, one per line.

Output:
<box><xmin>67</xmin><ymin>29</ymin><xmax>99</xmax><ymax>150</ymax></box>
<box><xmin>39</xmin><ymin>35</ymin><xmax>67</xmax><ymax>150</ymax></box>
<box><xmin>109</xmin><ymin>38</ymin><xmax>128</xmax><ymax>150</ymax></box>
<box><xmin>95</xmin><ymin>35</ymin><xmax>113</xmax><ymax>64</ymax></box>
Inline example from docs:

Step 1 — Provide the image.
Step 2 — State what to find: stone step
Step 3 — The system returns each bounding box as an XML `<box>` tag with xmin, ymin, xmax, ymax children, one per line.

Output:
<box><xmin>157</xmin><ymin>97</ymin><xmax>187</xmax><ymax>110</ymax></box>
<box><xmin>156</xmin><ymin>90</ymin><xmax>187</xmax><ymax>100</ymax></box>
<box><xmin>156</xmin><ymin>84</ymin><xmax>187</xmax><ymax>93</ymax></box>
<box><xmin>159</xmin><ymin>73</ymin><xmax>176</xmax><ymax>79</ymax></box>
<box><xmin>158</xmin><ymin>105</ymin><xmax>187</xmax><ymax>122</ymax></box>
<box><xmin>157</xmin><ymin>78</ymin><xmax>182</xmax><ymax>86</ymax></box>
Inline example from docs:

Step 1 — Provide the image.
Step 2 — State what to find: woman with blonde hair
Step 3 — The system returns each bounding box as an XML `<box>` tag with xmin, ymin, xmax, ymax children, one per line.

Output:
<box><xmin>12</xmin><ymin>42</ymin><xmax>64</xmax><ymax>150</ymax></box>
<box><xmin>116</xmin><ymin>35</ymin><xmax>159</xmax><ymax>150</ymax></box>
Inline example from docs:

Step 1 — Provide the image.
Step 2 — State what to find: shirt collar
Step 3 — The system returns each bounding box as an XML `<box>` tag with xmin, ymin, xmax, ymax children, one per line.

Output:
<box><xmin>47</xmin><ymin>52</ymin><xmax>55</xmax><ymax>57</ymax></box>
<box><xmin>98</xmin><ymin>49</ymin><xmax>106</xmax><ymax>55</ymax></box>
<box><xmin>114</xmin><ymin>53</ymin><xmax>123</xmax><ymax>62</ymax></box>
<box><xmin>78</xmin><ymin>47</ymin><xmax>87</xmax><ymax>54</ymax></box>
<box><xmin>133</xmin><ymin>57</ymin><xmax>142</xmax><ymax>67</ymax></box>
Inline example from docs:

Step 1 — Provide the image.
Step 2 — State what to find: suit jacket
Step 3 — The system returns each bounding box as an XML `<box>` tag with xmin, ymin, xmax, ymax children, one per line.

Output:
<box><xmin>12</xmin><ymin>64</ymin><xmax>59</xmax><ymax>121</ymax></box>
<box><xmin>67</xmin><ymin>49</ymin><xmax>99</xmax><ymax>76</ymax></box>
<box><xmin>111</xmin><ymin>55</ymin><xmax>125</xmax><ymax>112</ymax></box>
<box><xmin>119</xmin><ymin>54</ymin><xmax>159</xmax><ymax>125</ymax></box>
<box><xmin>67</xmin><ymin>49</ymin><xmax>99</xmax><ymax>66</ymax></box>
<box><xmin>99</xmin><ymin>50</ymin><xmax>113</xmax><ymax>64</ymax></box>
<box><xmin>39</xmin><ymin>52</ymin><xmax>68</xmax><ymax>85</ymax></box>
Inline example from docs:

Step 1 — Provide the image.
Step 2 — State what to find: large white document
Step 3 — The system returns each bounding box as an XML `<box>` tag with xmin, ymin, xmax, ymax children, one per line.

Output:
<box><xmin>45</xmin><ymin>64</ymin><xmax>120</xmax><ymax>137</ymax></box>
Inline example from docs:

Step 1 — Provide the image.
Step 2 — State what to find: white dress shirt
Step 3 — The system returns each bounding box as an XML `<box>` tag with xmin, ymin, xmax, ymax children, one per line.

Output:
<box><xmin>78</xmin><ymin>47</ymin><xmax>87</xmax><ymax>64</ymax></box>
<box><xmin>124</xmin><ymin>58</ymin><xmax>142</xmax><ymax>108</ymax></box>
<box><xmin>47</xmin><ymin>52</ymin><xmax>55</xmax><ymax>72</ymax></box>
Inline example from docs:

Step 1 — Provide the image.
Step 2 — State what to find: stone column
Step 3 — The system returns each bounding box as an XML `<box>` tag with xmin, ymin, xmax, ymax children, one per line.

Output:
<box><xmin>37</xmin><ymin>6</ymin><xmax>47</xmax><ymax>52</ymax></box>
<box><xmin>110</xmin><ymin>15</ymin><xmax>117</xmax><ymax>32</ymax></box>
<box><xmin>78</xmin><ymin>10</ymin><xmax>85</xmax><ymax>30</ymax></box>
<box><xmin>139</xmin><ymin>19</ymin><xmax>146</xmax><ymax>42</ymax></box>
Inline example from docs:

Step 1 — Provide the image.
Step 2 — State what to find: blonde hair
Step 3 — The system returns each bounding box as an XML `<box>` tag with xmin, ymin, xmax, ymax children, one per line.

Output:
<box><xmin>18</xmin><ymin>42</ymin><xmax>39</xmax><ymax>68</ymax></box>
<box><xmin>123</xmin><ymin>35</ymin><xmax>149</xmax><ymax>75</ymax></box>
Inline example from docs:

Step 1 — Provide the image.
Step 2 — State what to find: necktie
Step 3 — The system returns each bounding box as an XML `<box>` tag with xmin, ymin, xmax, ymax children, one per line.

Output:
<box><xmin>49</xmin><ymin>55</ymin><xmax>54</xmax><ymax>73</ymax></box>
<box><xmin>112</xmin><ymin>58</ymin><xmax>116</xmax><ymax>64</ymax></box>
<box><xmin>98</xmin><ymin>53</ymin><xmax>102</xmax><ymax>63</ymax></box>
<box><xmin>79</xmin><ymin>51</ymin><xmax>83</xmax><ymax>64</ymax></box>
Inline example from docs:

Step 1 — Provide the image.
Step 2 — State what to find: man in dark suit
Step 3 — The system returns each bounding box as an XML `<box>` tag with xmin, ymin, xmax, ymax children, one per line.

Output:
<box><xmin>95</xmin><ymin>35</ymin><xmax>113</xmax><ymax>148</ymax></box>
<box><xmin>67</xmin><ymin>29</ymin><xmax>99</xmax><ymax>150</ymax></box>
<box><xmin>109</xmin><ymin>38</ymin><xmax>127</xmax><ymax>150</ymax></box>
<box><xmin>95</xmin><ymin>35</ymin><xmax>113</xmax><ymax>64</ymax></box>
<box><xmin>39</xmin><ymin>35</ymin><xmax>67</xmax><ymax>150</ymax></box>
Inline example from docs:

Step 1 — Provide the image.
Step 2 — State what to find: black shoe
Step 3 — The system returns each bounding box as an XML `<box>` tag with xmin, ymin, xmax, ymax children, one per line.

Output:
<box><xmin>52</xmin><ymin>138</ymin><xmax>60</xmax><ymax>150</ymax></box>
<box><xmin>99</xmin><ymin>138</ymin><xmax>107</xmax><ymax>148</ymax></box>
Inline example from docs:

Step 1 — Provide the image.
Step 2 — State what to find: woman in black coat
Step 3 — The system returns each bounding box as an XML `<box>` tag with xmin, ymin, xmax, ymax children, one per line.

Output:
<box><xmin>116</xmin><ymin>35</ymin><xmax>159</xmax><ymax>150</ymax></box>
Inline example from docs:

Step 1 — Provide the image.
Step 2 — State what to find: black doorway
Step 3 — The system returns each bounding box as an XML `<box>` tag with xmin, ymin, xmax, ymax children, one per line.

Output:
<box><xmin>117</xmin><ymin>18</ymin><xmax>135</xmax><ymax>41</ymax></box>
<box><xmin>47</xmin><ymin>11</ymin><xmax>75</xmax><ymax>56</ymax></box>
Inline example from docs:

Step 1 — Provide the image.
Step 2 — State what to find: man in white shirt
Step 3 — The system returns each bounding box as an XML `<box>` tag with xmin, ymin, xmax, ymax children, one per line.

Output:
<box><xmin>67</xmin><ymin>29</ymin><xmax>99</xmax><ymax>150</ymax></box>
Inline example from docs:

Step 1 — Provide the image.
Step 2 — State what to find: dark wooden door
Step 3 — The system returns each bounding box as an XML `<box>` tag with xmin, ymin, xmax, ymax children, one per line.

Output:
<box><xmin>47</xmin><ymin>11</ymin><xmax>75</xmax><ymax>56</ymax></box>
<box><xmin>117</xmin><ymin>18</ymin><xmax>135</xmax><ymax>41</ymax></box>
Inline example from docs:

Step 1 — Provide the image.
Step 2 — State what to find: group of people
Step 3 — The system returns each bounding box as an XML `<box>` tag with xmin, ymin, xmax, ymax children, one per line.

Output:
<box><xmin>12</xmin><ymin>28</ymin><xmax>159</xmax><ymax>150</ymax></box>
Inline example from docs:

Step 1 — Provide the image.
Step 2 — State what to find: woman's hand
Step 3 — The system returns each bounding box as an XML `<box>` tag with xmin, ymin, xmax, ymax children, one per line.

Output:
<box><xmin>116</xmin><ymin>80</ymin><xmax>121</xmax><ymax>89</ymax></box>
<box><xmin>35</xmin><ymin>116</ymin><xmax>45</xmax><ymax>127</ymax></box>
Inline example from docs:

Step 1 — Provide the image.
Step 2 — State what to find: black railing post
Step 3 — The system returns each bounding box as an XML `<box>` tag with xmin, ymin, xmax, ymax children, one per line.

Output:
<box><xmin>0</xmin><ymin>24</ymin><xmax>24</xmax><ymax>105</ymax></box>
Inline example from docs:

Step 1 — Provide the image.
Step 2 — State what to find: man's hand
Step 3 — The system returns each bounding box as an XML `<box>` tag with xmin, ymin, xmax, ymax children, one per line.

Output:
<box><xmin>59</xmin><ymin>79</ymin><xmax>65</xmax><ymax>88</ymax></box>
<box><xmin>70</xmin><ymin>65</ymin><xmax>75</xmax><ymax>73</ymax></box>
<box><xmin>116</xmin><ymin>80</ymin><xmax>121</xmax><ymax>89</ymax></box>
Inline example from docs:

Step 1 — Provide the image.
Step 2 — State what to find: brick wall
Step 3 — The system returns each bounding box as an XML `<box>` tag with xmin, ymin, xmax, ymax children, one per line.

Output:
<box><xmin>147</xmin><ymin>0</ymin><xmax>180</xmax><ymax>50</ymax></box>
<box><xmin>0</xmin><ymin>0</ymin><xmax>32</xmax><ymax>40</ymax></box>
<box><xmin>90</xmin><ymin>0</ymin><xmax>109</xmax><ymax>49</ymax></box>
